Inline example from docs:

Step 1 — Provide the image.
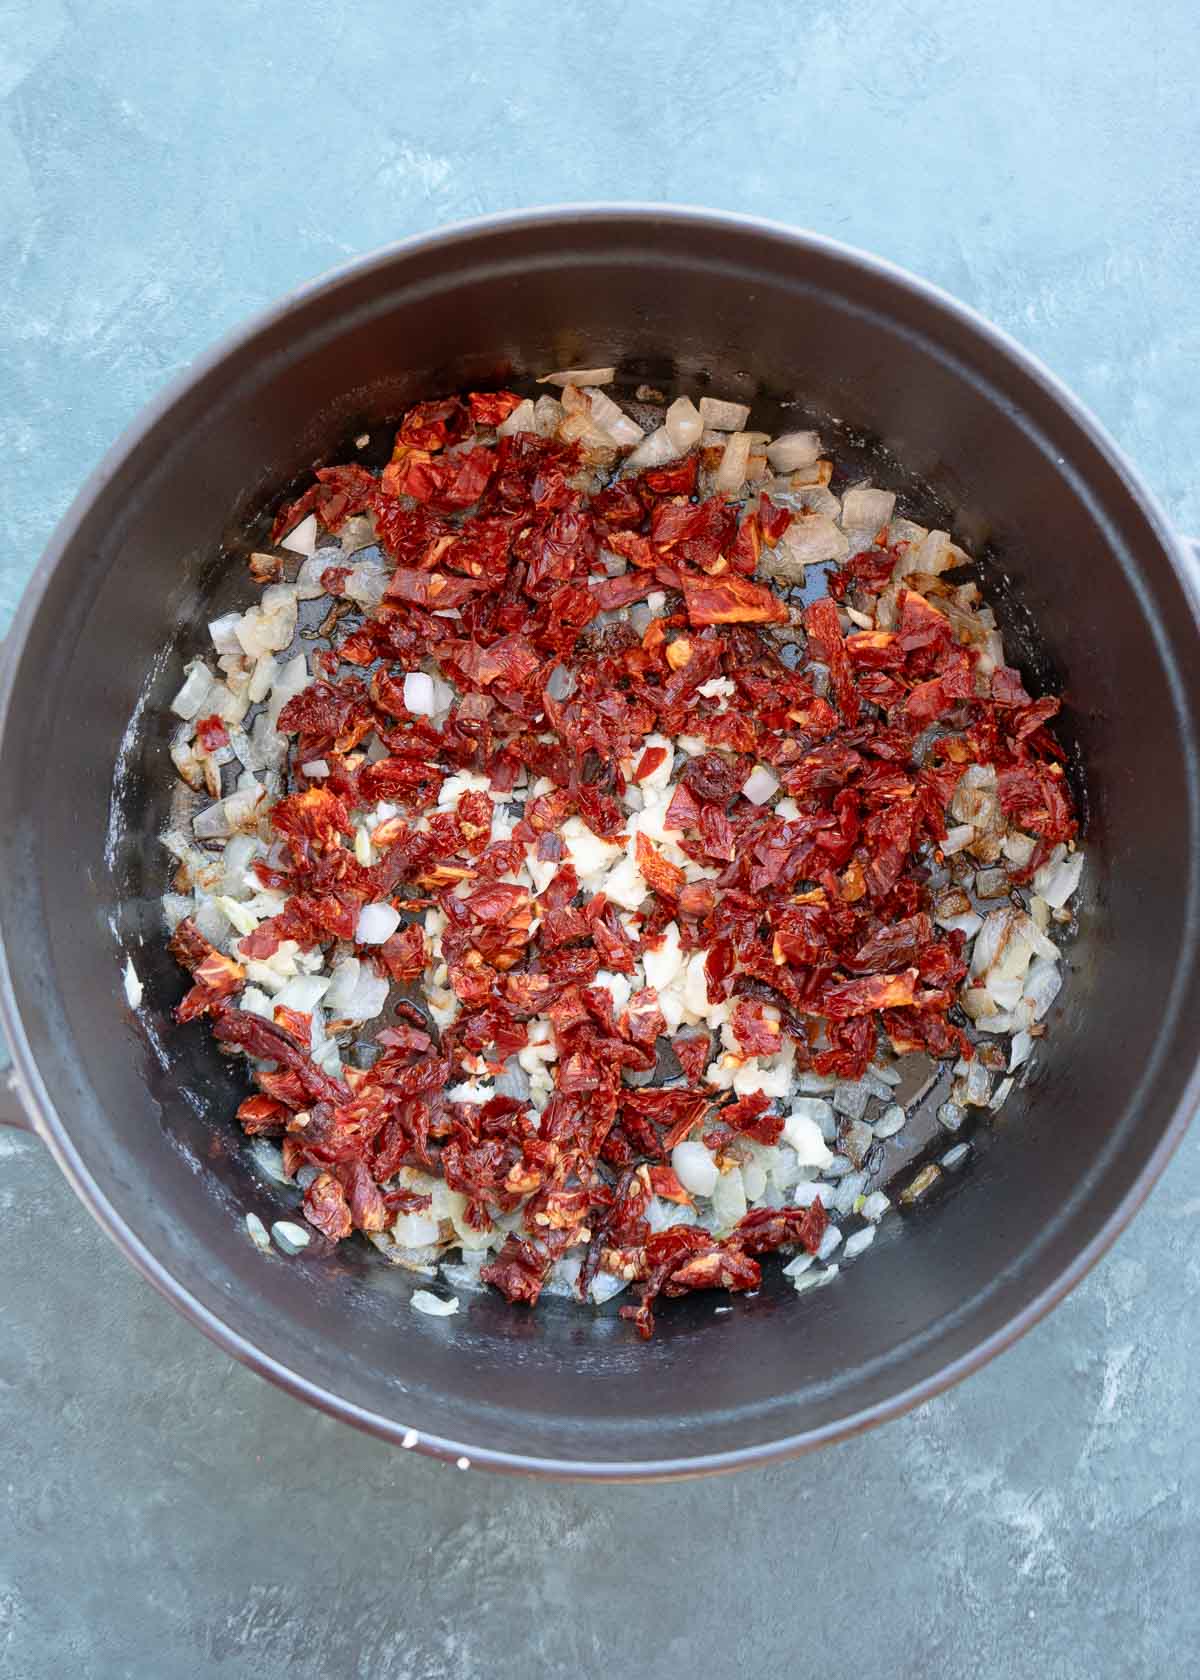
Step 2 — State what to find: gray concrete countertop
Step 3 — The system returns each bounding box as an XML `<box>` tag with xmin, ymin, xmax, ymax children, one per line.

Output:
<box><xmin>2</xmin><ymin>3</ymin><xmax>1198</xmax><ymax>1675</ymax></box>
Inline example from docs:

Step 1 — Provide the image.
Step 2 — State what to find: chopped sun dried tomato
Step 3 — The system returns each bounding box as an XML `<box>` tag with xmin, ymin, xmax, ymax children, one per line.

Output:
<box><xmin>172</xmin><ymin>379</ymin><xmax>1077</xmax><ymax>1339</ymax></box>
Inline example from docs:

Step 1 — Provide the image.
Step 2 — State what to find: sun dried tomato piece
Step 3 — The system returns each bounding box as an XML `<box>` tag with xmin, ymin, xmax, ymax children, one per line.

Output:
<box><xmin>663</xmin><ymin>1245</ymin><xmax>761</xmax><ymax>1296</ymax></box>
<box><xmin>680</xmin><ymin>752</ymin><xmax>743</xmax><ymax>805</ymax></box>
<box><xmin>271</xmin><ymin>464</ymin><xmax>377</xmax><ymax>543</ymax></box>
<box><xmin>669</xmin><ymin>1032</ymin><xmax>710</xmax><ymax>1084</ymax></box>
<box><xmin>481</xmin><ymin>1236</ymin><xmax>553</xmax><ymax>1306</ymax></box>
<box><xmin>813</xmin><ymin>1014</ymin><xmax>875</xmax><ymax>1080</ymax></box>
<box><xmin>336</xmin><ymin>1159</ymin><xmax>389</xmax><ymax>1233</ymax></box>
<box><xmin>821</xmin><ymin>967</ymin><xmax>919</xmax><ymax>1018</ymax></box>
<box><xmin>996</xmin><ymin>763</ymin><xmax>1076</xmax><ymax>841</ymax></box>
<box><xmin>618</xmin><ymin>1225</ymin><xmax>748</xmax><ymax>1338</ymax></box>
<box><xmin>730</xmin><ymin>998</ymin><xmax>784</xmax><ymax>1057</ymax></box>
<box><xmin>829</xmin><ymin>546</ymin><xmax>899</xmax><ymax>600</ymax></box>
<box><xmin>303</xmin><ymin>1171</ymin><xmax>354</xmax><ymax>1240</ymax></box>
<box><xmin>236</xmin><ymin>1094</ymin><xmax>291</xmax><ymax>1134</ymax></box>
<box><xmin>635</xmin><ymin>831</ymin><xmax>685</xmax><ymax>898</ymax></box>
<box><xmin>375</xmin><ymin>923</ymin><xmax>427</xmax><ymax>983</ymax></box>
<box><xmin>467</xmin><ymin>390</ymin><xmax>524</xmax><ymax>427</ymax></box>
<box><xmin>194</xmin><ymin>713</ymin><xmax>229</xmax><ymax>753</ymax></box>
<box><xmin>398</xmin><ymin>397</ymin><xmax>470</xmax><ymax>451</ymax></box>
<box><xmin>211</xmin><ymin>1008</ymin><xmax>351</xmax><ymax>1108</ymax></box>
<box><xmin>721</xmin><ymin>1089</ymin><xmax>783</xmax><ymax>1144</ymax></box>
<box><xmin>682</xmin><ymin>574</ymin><xmax>788</xmax><ymax>626</ymax></box>
<box><xmin>733</xmin><ymin>1200</ymin><xmax>827</xmax><ymax>1257</ymax></box>
<box><xmin>642</xmin><ymin>456</ymin><xmax>698</xmax><ymax>497</ymax></box>
<box><xmin>803</xmin><ymin>597</ymin><xmax>857</xmax><ymax>722</ymax></box>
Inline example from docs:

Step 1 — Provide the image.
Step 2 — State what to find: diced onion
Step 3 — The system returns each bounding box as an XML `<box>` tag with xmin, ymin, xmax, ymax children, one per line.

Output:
<box><xmin>271</xmin><ymin>1220</ymin><xmax>311</xmax><ymax>1255</ymax></box>
<box><xmin>699</xmin><ymin>396</ymin><xmax>751</xmax><ymax>431</ymax></box>
<box><xmin>279</xmin><ymin>512</ymin><xmax>318</xmax><ymax>556</ymax></box>
<box><xmin>411</xmin><ymin>1289</ymin><xmax>459</xmax><ymax>1317</ymax></box>
<box><xmin>782</xmin><ymin>1112</ymin><xmax>834</xmax><ymax>1167</ymax></box>
<box><xmin>742</xmin><ymin>764</ymin><xmax>779</xmax><ymax>805</ymax></box>
<box><xmin>1034</xmin><ymin>850</ymin><xmax>1084</xmax><ymax>909</ymax></box>
<box><xmin>766</xmin><ymin>430</ymin><xmax>821</xmax><ymax>472</ymax></box>
<box><xmin>208</xmin><ymin>613</ymin><xmax>244</xmax><ymax>656</ymax></box>
<box><xmin>537</xmin><ymin>366</ymin><xmax>616</xmax><ymax>387</ymax></box>
<box><xmin>714</xmin><ymin>431</ymin><xmax>752</xmax><ymax>494</ymax></box>
<box><xmin>840</xmin><ymin>484</ymin><xmax>896</xmax><ymax>534</ymax></box>
<box><xmin>843</xmin><ymin>1226</ymin><xmax>875</xmax><ymax>1259</ymax></box>
<box><xmin>672</xmin><ymin>1140</ymin><xmax>719</xmax><ymax>1197</ymax></box>
<box><xmin>776</xmin><ymin>512</ymin><xmax>849</xmax><ymax>566</ymax></box>
<box><xmin>586</xmin><ymin>387</ymin><xmax>643</xmax><ymax>446</ymax></box>
<box><xmin>625</xmin><ymin>426</ymin><xmax>678</xmax><ymax>471</ymax></box>
<box><xmin>665</xmin><ymin>396</ymin><xmax>703</xmax><ymax>453</ymax></box>
<box><xmin>245</xmin><ymin>1212</ymin><xmax>271</xmax><ymax>1252</ymax></box>
<box><xmin>170</xmin><ymin>661</ymin><xmax>215</xmax><ymax>721</ymax></box>
<box><xmin>403</xmin><ymin>672</ymin><xmax>437</xmax><ymax>715</ymax></box>
<box><xmin>497</xmin><ymin>398</ymin><xmax>536</xmax><ymax>436</ymax></box>
<box><xmin>356</xmin><ymin>901</ymin><xmax>401</xmax><ymax>945</ymax></box>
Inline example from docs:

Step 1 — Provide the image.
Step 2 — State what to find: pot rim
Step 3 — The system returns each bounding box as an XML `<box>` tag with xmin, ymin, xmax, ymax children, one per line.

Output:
<box><xmin>3</xmin><ymin>201</ymin><xmax>1199</xmax><ymax>1480</ymax></box>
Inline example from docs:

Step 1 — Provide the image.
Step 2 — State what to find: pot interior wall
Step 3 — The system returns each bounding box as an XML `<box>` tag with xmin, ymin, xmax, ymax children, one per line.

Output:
<box><xmin>2</xmin><ymin>213</ymin><xmax>1197</xmax><ymax>1469</ymax></box>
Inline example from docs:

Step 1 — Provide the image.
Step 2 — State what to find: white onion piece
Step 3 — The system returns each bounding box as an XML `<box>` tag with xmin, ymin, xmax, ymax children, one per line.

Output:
<box><xmin>906</xmin><ymin>529</ymin><xmax>960</xmax><ymax>575</ymax></box>
<box><xmin>239</xmin><ymin>986</ymin><xmax>275</xmax><ymax>1021</ymax></box>
<box><xmin>1023</xmin><ymin>956</ymin><xmax>1063</xmax><ymax>1020</ymax></box>
<box><xmin>742</xmin><ymin>764</ymin><xmax>780</xmax><ymax>805</ymax></box>
<box><xmin>403</xmin><ymin>671</ymin><xmax>436</xmax><ymax>715</ymax></box>
<box><xmin>766</xmin><ymin>430</ymin><xmax>821</xmax><ymax>472</ymax></box>
<box><xmin>273</xmin><ymin>974</ymin><xmax>331</xmax><ymax>1012</ymax></box>
<box><xmin>940</xmin><ymin>824</ymin><xmax>975</xmax><ymax>856</ymax></box>
<box><xmin>245</xmin><ymin>1212</ymin><xmax>271</xmax><ymax>1253</ymax></box>
<box><xmin>267</xmin><ymin>654</ymin><xmax>309</xmax><ymax>727</ymax></box>
<box><xmin>214</xmin><ymin>895</ymin><xmax>259</xmax><ymax>937</ymax></box>
<box><xmin>208</xmin><ymin>613</ymin><xmax>244</xmax><ymax>656</ymax></box>
<box><xmin>533</xmin><ymin>394</ymin><xmax>565</xmax><ymax>436</ymax></box>
<box><xmin>271</xmin><ymin>1220</ymin><xmax>311</xmax><ymax>1255</ymax></box>
<box><xmin>344</xmin><ymin>562</ymin><xmax>389</xmax><ymax>610</ymax></box>
<box><xmin>843</xmin><ymin>1226</ymin><xmax>875</xmax><ymax>1260</ymax></box>
<box><xmin>672</xmin><ymin>1140</ymin><xmax>719</xmax><ymax>1197</ymax></box>
<box><xmin>777</xmin><ymin>512</ymin><xmax>849</xmax><ymax>566</ymax></box>
<box><xmin>411</xmin><ymin>1289</ymin><xmax>459</xmax><ymax>1317</ymax></box>
<box><xmin>840</xmin><ymin>485</ymin><xmax>896</xmax><ymax>535</ymax></box>
<box><xmin>782</xmin><ymin>1113</ymin><xmax>834</xmax><ymax>1167</ymax></box>
<box><xmin>714</xmin><ymin>431</ymin><xmax>752</xmax><ymax>494</ymax></box>
<box><xmin>586</xmin><ymin>386</ymin><xmax>643</xmax><ymax>445</ymax></box>
<box><xmin>711</xmin><ymin>1166</ymin><xmax>747</xmax><ymax>1228</ymax></box>
<box><xmin>537</xmin><ymin>366</ymin><xmax>616</xmax><ymax>387</ymax></box>
<box><xmin>497</xmin><ymin>397</ymin><xmax>536</xmax><ymax>436</ymax></box>
<box><xmin>356</xmin><ymin>901</ymin><xmax>401</xmax><ymax>945</ymax></box>
<box><xmin>1034</xmin><ymin>850</ymin><xmax>1084</xmax><ymax>909</ymax></box>
<box><xmin>193</xmin><ymin>800</ymin><xmax>232</xmax><ymax>841</ymax></box>
<box><xmin>170</xmin><ymin>661</ymin><xmax>215</xmax><ymax>721</ymax></box>
<box><xmin>292</xmin><ymin>554</ymin><xmax>328</xmax><ymax>600</ymax></box>
<box><xmin>665</xmin><ymin>396</ymin><xmax>703</xmax><ymax>453</ymax></box>
<box><xmin>323</xmin><ymin>956</ymin><xmax>389</xmax><ymax>1021</ymax></box>
<box><xmin>699</xmin><ymin>396</ymin><xmax>751</xmax><ymax>431</ymax></box>
<box><xmin>624</xmin><ymin>426</ymin><xmax>678</xmax><ymax>471</ymax></box>
<box><xmin>301</xmin><ymin>758</ymin><xmax>329</xmax><ymax>779</ymax></box>
<box><xmin>873</xmin><ymin>1105</ymin><xmax>906</xmax><ymax>1139</ymax></box>
<box><xmin>162</xmin><ymin>893</ymin><xmax>193</xmax><ymax>933</ymax></box>
<box><xmin>1009</xmin><ymin>1029</ymin><xmax>1035</xmax><ymax>1072</ymax></box>
<box><xmin>279</xmin><ymin>512</ymin><xmax>317</xmax><ymax>555</ymax></box>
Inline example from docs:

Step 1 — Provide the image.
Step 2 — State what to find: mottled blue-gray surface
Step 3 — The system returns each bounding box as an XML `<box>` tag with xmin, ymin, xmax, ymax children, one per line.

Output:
<box><xmin>2</xmin><ymin>3</ymin><xmax>1198</xmax><ymax>1676</ymax></box>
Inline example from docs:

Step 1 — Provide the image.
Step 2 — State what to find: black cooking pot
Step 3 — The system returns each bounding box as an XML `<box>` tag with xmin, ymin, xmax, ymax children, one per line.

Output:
<box><xmin>2</xmin><ymin>207</ymin><xmax>1198</xmax><ymax>1479</ymax></box>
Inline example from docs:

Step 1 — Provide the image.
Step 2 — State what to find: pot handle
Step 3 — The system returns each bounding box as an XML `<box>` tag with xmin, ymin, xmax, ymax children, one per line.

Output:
<box><xmin>0</xmin><ymin>1066</ymin><xmax>35</xmax><ymax>1133</ymax></box>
